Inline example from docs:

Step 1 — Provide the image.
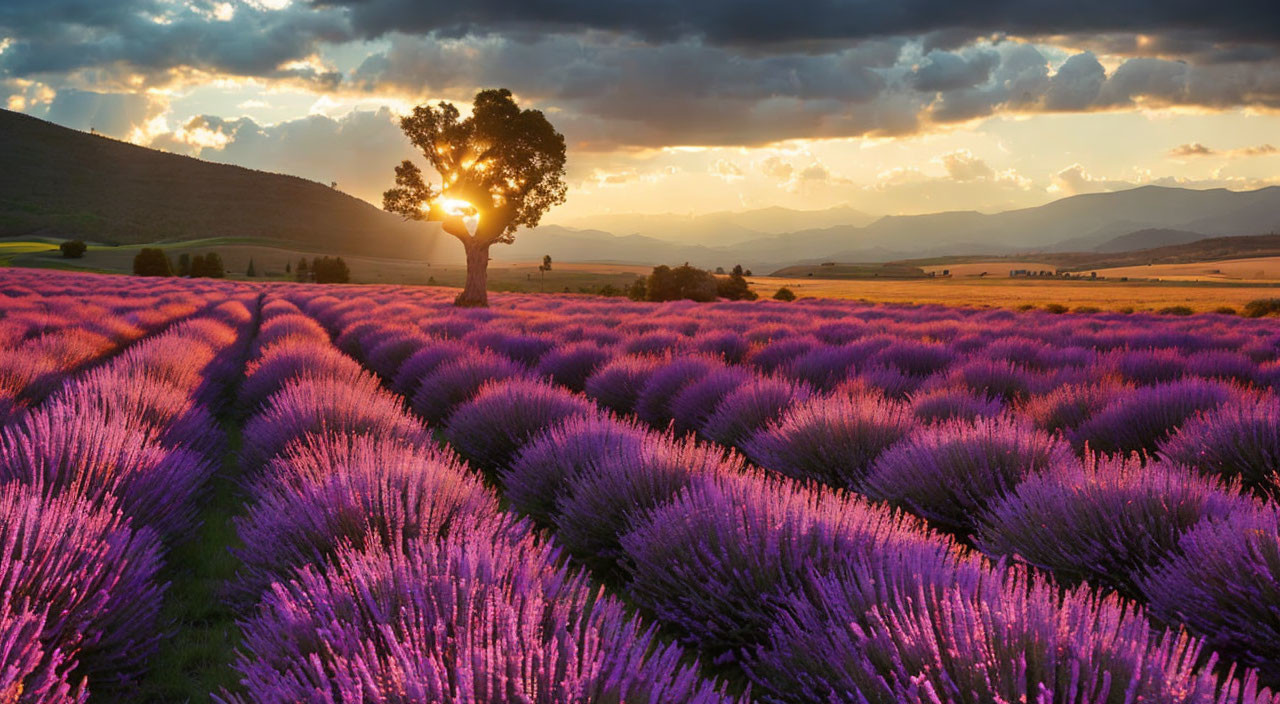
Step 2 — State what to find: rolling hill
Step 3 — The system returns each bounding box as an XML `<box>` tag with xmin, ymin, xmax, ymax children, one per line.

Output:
<box><xmin>0</xmin><ymin>109</ymin><xmax>449</xmax><ymax>261</ymax></box>
<box><xmin>1092</xmin><ymin>228</ymin><xmax>1208</xmax><ymax>253</ymax></box>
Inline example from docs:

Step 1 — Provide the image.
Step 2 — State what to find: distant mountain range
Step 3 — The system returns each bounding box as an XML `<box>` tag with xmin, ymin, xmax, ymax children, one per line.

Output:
<box><xmin>556</xmin><ymin>205</ymin><xmax>876</xmax><ymax>247</ymax></box>
<box><xmin>3</xmin><ymin>108</ymin><xmax>1278</xmax><ymax>270</ymax></box>
<box><xmin>0</xmin><ymin>108</ymin><xmax>448</xmax><ymax>260</ymax></box>
<box><xmin>504</xmin><ymin>186</ymin><xmax>1280</xmax><ymax>269</ymax></box>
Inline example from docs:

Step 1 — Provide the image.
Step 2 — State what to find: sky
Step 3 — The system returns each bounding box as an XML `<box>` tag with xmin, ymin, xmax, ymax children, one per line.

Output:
<box><xmin>2</xmin><ymin>0</ymin><xmax>1278</xmax><ymax>223</ymax></box>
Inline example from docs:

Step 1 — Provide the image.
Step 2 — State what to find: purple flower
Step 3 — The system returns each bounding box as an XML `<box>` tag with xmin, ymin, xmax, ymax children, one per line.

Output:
<box><xmin>232</xmin><ymin>434</ymin><xmax>496</xmax><ymax>604</ymax></box>
<box><xmin>975</xmin><ymin>455</ymin><xmax>1259</xmax><ymax>597</ymax></box>
<box><xmin>701</xmin><ymin>377</ymin><xmax>810</xmax><ymax>448</ymax></box>
<box><xmin>0</xmin><ymin>483</ymin><xmax>165</xmax><ymax>690</ymax></box>
<box><xmin>1109</xmin><ymin>348</ymin><xmax>1188</xmax><ymax>385</ymax></box>
<box><xmin>554</xmin><ymin>433</ymin><xmax>742</xmax><ymax>581</ymax></box>
<box><xmin>668</xmin><ymin>366</ymin><xmax>754</xmax><ymax>436</ymax></box>
<box><xmin>909</xmin><ymin>385</ymin><xmax>1006</xmax><ymax>424</ymax></box>
<box><xmin>747</xmin><ymin>336</ymin><xmax>820</xmax><ymax>374</ymax></box>
<box><xmin>0</xmin><ymin>602</ymin><xmax>85</xmax><ymax>703</ymax></box>
<box><xmin>239</xmin><ymin>339</ymin><xmax>367</xmax><ymax>412</ymax></box>
<box><xmin>390</xmin><ymin>339</ymin><xmax>470</xmax><ymax>395</ymax></box>
<box><xmin>242</xmin><ymin>376</ymin><xmax>430</xmax><ymax>470</ymax></box>
<box><xmin>1</xmin><ymin>403</ymin><xmax>214</xmax><ymax>540</ymax></box>
<box><xmin>1141</xmin><ymin>505</ymin><xmax>1280</xmax><ymax>685</ymax></box>
<box><xmin>1072</xmin><ymin>378</ymin><xmax>1236</xmax><ymax>455</ymax></box>
<box><xmin>365</xmin><ymin>329</ymin><xmax>436</xmax><ymax>379</ymax></box>
<box><xmin>1160</xmin><ymin>398</ymin><xmax>1280</xmax><ymax>498</ymax></box>
<box><xmin>225</xmin><ymin>531</ymin><xmax>737</xmax><ymax>704</ymax></box>
<box><xmin>621</xmin><ymin>471</ymin><xmax>951</xmax><ymax>662</ymax></box>
<box><xmin>869</xmin><ymin>339</ymin><xmax>955</xmax><ymax>377</ymax></box>
<box><xmin>634</xmin><ymin>357</ymin><xmax>721</xmax><ymax>426</ymax></box>
<box><xmin>584</xmin><ymin>355</ymin><xmax>664</xmax><ymax>414</ymax></box>
<box><xmin>747</xmin><ymin>565</ymin><xmax>1257</xmax><ymax>704</ymax></box>
<box><xmin>862</xmin><ymin>415</ymin><xmax>1074</xmax><ymax>535</ymax></box>
<box><xmin>410</xmin><ymin>352</ymin><xmax>523</xmax><ymax>423</ymax></box>
<box><xmin>535</xmin><ymin>342</ymin><xmax>612</xmax><ymax>391</ymax></box>
<box><xmin>1023</xmin><ymin>379</ymin><xmax>1129</xmax><ymax>439</ymax></box>
<box><xmin>743</xmin><ymin>391</ymin><xmax>917</xmax><ymax>488</ymax></box>
<box><xmin>443</xmin><ymin>379</ymin><xmax>597</xmax><ymax>476</ymax></box>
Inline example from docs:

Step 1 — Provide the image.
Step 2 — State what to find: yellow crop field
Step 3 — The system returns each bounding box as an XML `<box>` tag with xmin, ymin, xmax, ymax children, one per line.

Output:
<box><xmin>749</xmin><ymin>275</ymin><xmax>1280</xmax><ymax>312</ymax></box>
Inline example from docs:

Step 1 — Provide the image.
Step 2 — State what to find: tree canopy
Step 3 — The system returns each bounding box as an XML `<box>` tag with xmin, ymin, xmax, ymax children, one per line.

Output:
<box><xmin>383</xmin><ymin>89</ymin><xmax>567</xmax><ymax>247</ymax></box>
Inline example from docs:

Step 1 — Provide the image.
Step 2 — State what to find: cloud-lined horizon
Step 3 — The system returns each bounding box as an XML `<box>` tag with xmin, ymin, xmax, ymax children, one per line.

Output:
<box><xmin>3</xmin><ymin>0</ymin><xmax>1278</xmax><ymax>219</ymax></box>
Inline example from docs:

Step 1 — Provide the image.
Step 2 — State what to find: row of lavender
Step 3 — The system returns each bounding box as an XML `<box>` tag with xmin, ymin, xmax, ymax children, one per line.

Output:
<box><xmin>302</xmin><ymin>287</ymin><xmax>1280</xmax><ymax>700</ymax></box>
<box><xmin>0</xmin><ymin>269</ymin><xmax>244</xmax><ymax>426</ymax></box>
<box><xmin>318</xmin><ymin>286</ymin><xmax>1280</xmax><ymax>681</ymax></box>
<box><xmin>219</xmin><ymin>294</ymin><xmax>737</xmax><ymax>702</ymax></box>
<box><xmin>0</xmin><ymin>271</ymin><xmax>255</xmax><ymax>699</ymax></box>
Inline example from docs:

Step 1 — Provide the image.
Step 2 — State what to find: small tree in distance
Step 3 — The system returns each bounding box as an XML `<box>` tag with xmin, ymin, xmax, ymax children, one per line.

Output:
<box><xmin>539</xmin><ymin>254</ymin><xmax>552</xmax><ymax>291</ymax></box>
<box><xmin>383</xmin><ymin>89</ymin><xmax>568</xmax><ymax>307</ymax></box>
<box><xmin>59</xmin><ymin>240</ymin><xmax>86</xmax><ymax>258</ymax></box>
<box><xmin>246</xmin><ymin>258</ymin><xmax>257</xmax><ymax>277</ymax></box>
<box><xmin>773</xmin><ymin>286</ymin><xmax>796</xmax><ymax>301</ymax></box>
<box><xmin>133</xmin><ymin>248</ymin><xmax>172</xmax><ymax>276</ymax></box>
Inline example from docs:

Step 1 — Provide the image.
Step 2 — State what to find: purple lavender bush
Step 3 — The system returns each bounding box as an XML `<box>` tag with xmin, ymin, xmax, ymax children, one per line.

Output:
<box><xmin>410</xmin><ymin>352</ymin><xmax>524</xmax><ymax>423</ymax></box>
<box><xmin>1159</xmin><ymin>398</ymin><xmax>1280</xmax><ymax>498</ymax></box>
<box><xmin>238</xmin><ymin>340</ymin><xmax>367</xmax><ymax>412</ymax></box>
<box><xmin>862</xmin><ymin>415</ymin><xmax>1073</xmax><ymax>535</ymax></box>
<box><xmin>909</xmin><ymin>385</ymin><xmax>1005</xmax><ymax>423</ymax></box>
<box><xmin>668</xmin><ymin>366</ymin><xmax>754</xmax><ymax>436</ymax></box>
<box><xmin>584</xmin><ymin>355</ymin><xmax>664</xmax><ymax>414</ymax></box>
<box><xmin>443</xmin><ymin>379</ymin><xmax>597</xmax><ymax>476</ymax></box>
<box><xmin>0</xmin><ymin>602</ymin><xmax>85</xmax><ymax>704</ymax></box>
<box><xmin>701</xmin><ymin>377</ymin><xmax>810</xmax><ymax>448</ymax></box>
<box><xmin>746</xmin><ymin>565</ymin><xmax>1258</xmax><ymax>703</ymax></box>
<box><xmin>390</xmin><ymin>338</ymin><xmax>470</xmax><ymax>394</ymax></box>
<box><xmin>242</xmin><ymin>376</ymin><xmax>430</xmax><ymax>470</ymax></box>
<box><xmin>0</xmin><ymin>404</ymin><xmax>214</xmax><ymax>540</ymax></box>
<box><xmin>621</xmin><ymin>471</ymin><xmax>953</xmax><ymax>662</ymax></box>
<box><xmin>634</xmin><ymin>357</ymin><xmax>721</xmax><ymax>426</ymax></box>
<box><xmin>554</xmin><ymin>433</ymin><xmax>742</xmax><ymax>580</ymax></box>
<box><xmin>743</xmin><ymin>391</ymin><xmax>917</xmax><ymax>488</ymax></box>
<box><xmin>1141</xmin><ymin>505</ymin><xmax>1280</xmax><ymax>685</ymax></box>
<box><xmin>1072</xmin><ymin>378</ymin><xmax>1235</xmax><ymax>455</ymax></box>
<box><xmin>502</xmin><ymin>414</ymin><xmax>650</xmax><ymax>527</ymax></box>
<box><xmin>535</xmin><ymin>342</ymin><xmax>612</xmax><ymax>391</ymax></box>
<box><xmin>0</xmin><ymin>483</ymin><xmax>165</xmax><ymax>689</ymax></box>
<box><xmin>975</xmin><ymin>455</ymin><xmax>1259</xmax><ymax>596</ymax></box>
<box><xmin>224</xmin><ymin>531</ymin><xmax>738</xmax><ymax>704</ymax></box>
<box><xmin>233</xmin><ymin>435</ymin><xmax>495</xmax><ymax>604</ymax></box>
<box><xmin>1022</xmin><ymin>379</ymin><xmax>1129</xmax><ymax>439</ymax></box>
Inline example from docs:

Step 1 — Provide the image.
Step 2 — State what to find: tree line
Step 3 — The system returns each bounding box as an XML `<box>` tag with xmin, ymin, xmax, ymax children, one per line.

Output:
<box><xmin>132</xmin><ymin>250</ymin><xmax>349</xmax><ymax>283</ymax></box>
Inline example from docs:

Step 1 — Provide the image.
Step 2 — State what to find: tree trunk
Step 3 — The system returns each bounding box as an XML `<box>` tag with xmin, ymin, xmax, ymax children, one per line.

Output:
<box><xmin>455</xmin><ymin>240</ymin><xmax>490</xmax><ymax>307</ymax></box>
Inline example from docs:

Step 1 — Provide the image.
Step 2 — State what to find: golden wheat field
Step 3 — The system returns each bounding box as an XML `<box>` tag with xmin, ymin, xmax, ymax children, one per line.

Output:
<box><xmin>749</xmin><ymin>275</ymin><xmax>1280</xmax><ymax>312</ymax></box>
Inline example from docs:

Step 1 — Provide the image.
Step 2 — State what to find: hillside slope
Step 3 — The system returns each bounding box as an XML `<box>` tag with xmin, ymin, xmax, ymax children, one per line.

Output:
<box><xmin>0</xmin><ymin>109</ymin><xmax>447</xmax><ymax>260</ymax></box>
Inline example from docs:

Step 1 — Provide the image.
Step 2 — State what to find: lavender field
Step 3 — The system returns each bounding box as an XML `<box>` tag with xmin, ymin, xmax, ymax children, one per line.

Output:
<box><xmin>4</xmin><ymin>266</ymin><xmax>1280</xmax><ymax>702</ymax></box>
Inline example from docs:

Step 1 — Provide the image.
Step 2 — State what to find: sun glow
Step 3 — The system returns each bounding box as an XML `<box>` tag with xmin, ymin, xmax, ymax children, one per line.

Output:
<box><xmin>435</xmin><ymin>198</ymin><xmax>481</xmax><ymax>235</ymax></box>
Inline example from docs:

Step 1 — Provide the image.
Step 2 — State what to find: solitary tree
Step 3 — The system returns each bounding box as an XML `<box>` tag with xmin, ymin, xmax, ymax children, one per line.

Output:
<box><xmin>538</xmin><ymin>254</ymin><xmax>552</xmax><ymax>291</ymax></box>
<box><xmin>383</xmin><ymin>89</ymin><xmax>567</xmax><ymax>307</ymax></box>
<box><xmin>246</xmin><ymin>258</ymin><xmax>257</xmax><ymax>277</ymax></box>
<box><xmin>59</xmin><ymin>240</ymin><xmax>86</xmax><ymax>258</ymax></box>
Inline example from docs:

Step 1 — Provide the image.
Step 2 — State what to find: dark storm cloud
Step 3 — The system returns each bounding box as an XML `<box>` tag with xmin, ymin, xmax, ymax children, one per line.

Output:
<box><xmin>0</xmin><ymin>0</ymin><xmax>349</xmax><ymax>82</ymax></box>
<box><xmin>344</xmin><ymin>32</ymin><xmax>1280</xmax><ymax>148</ymax></box>
<box><xmin>315</xmin><ymin>0</ymin><xmax>1279</xmax><ymax>48</ymax></box>
<box><xmin>3</xmin><ymin>0</ymin><xmax>1279</xmax><ymax>153</ymax></box>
